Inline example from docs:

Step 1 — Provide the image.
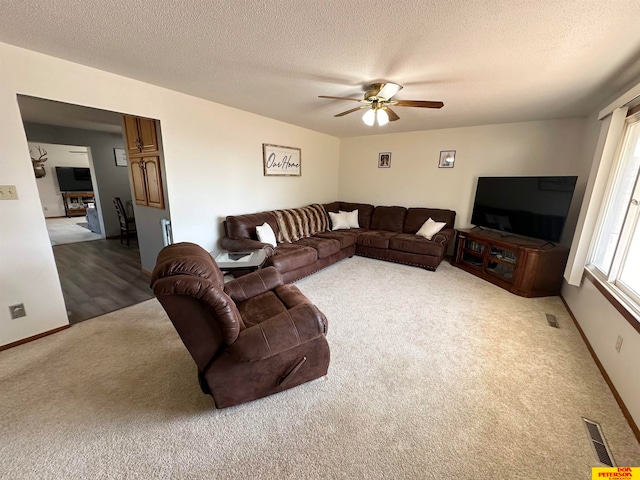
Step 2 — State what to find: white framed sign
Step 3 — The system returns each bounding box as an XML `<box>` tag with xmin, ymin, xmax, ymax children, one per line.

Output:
<box><xmin>262</xmin><ymin>144</ymin><xmax>301</xmax><ymax>176</ymax></box>
<box><xmin>114</xmin><ymin>148</ymin><xmax>128</xmax><ymax>167</ymax></box>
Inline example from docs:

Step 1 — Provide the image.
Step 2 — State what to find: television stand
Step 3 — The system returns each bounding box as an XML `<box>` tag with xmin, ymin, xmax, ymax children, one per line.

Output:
<box><xmin>61</xmin><ymin>191</ymin><xmax>94</xmax><ymax>218</ymax></box>
<box><xmin>452</xmin><ymin>229</ymin><xmax>569</xmax><ymax>297</ymax></box>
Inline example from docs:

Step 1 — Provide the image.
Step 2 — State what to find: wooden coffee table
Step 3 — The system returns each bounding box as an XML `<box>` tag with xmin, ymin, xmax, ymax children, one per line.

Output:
<box><xmin>213</xmin><ymin>250</ymin><xmax>267</xmax><ymax>277</ymax></box>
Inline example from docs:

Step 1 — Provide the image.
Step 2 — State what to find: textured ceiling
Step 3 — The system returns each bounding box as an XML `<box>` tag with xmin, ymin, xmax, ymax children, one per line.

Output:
<box><xmin>2</xmin><ymin>0</ymin><xmax>640</xmax><ymax>137</ymax></box>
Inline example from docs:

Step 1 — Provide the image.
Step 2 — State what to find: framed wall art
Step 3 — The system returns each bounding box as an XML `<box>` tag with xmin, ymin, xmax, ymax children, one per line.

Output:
<box><xmin>263</xmin><ymin>144</ymin><xmax>301</xmax><ymax>176</ymax></box>
<box><xmin>114</xmin><ymin>148</ymin><xmax>128</xmax><ymax>167</ymax></box>
<box><xmin>378</xmin><ymin>152</ymin><xmax>391</xmax><ymax>168</ymax></box>
<box><xmin>438</xmin><ymin>150</ymin><xmax>455</xmax><ymax>168</ymax></box>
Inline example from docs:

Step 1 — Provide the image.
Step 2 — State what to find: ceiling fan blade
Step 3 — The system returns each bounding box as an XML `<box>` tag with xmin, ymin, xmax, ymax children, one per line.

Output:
<box><xmin>395</xmin><ymin>100</ymin><xmax>444</xmax><ymax>109</ymax></box>
<box><xmin>384</xmin><ymin>107</ymin><xmax>400</xmax><ymax>121</ymax></box>
<box><xmin>334</xmin><ymin>106</ymin><xmax>367</xmax><ymax>117</ymax></box>
<box><xmin>319</xmin><ymin>95</ymin><xmax>363</xmax><ymax>102</ymax></box>
<box><xmin>377</xmin><ymin>82</ymin><xmax>403</xmax><ymax>100</ymax></box>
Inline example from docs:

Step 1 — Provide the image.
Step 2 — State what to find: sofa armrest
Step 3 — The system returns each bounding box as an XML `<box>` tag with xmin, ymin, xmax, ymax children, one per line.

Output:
<box><xmin>224</xmin><ymin>267</ymin><xmax>283</xmax><ymax>302</ymax></box>
<box><xmin>220</xmin><ymin>236</ymin><xmax>275</xmax><ymax>257</ymax></box>
<box><xmin>432</xmin><ymin>227</ymin><xmax>455</xmax><ymax>246</ymax></box>
<box><xmin>227</xmin><ymin>303</ymin><xmax>328</xmax><ymax>362</ymax></box>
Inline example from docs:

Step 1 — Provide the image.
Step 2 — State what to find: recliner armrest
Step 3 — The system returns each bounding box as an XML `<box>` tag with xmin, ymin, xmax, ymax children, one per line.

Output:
<box><xmin>227</xmin><ymin>303</ymin><xmax>328</xmax><ymax>362</ymax></box>
<box><xmin>220</xmin><ymin>237</ymin><xmax>275</xmax><ymax>256</ymax></box>
<box><xmin>224</xmin><ymin>267</ymin><xmax>283</xmax><ymax>302</ymax></box>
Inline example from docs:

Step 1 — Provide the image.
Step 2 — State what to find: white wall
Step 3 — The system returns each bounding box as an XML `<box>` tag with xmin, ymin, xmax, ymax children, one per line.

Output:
<box><xmin>28</xmin><ymin>142</ymin><xmax>90</xmax><ymax>217</ymax></box>
<box><xmin>561</xmin><ymin>80</ymin><xmax>640</xmax><ymax>428</ymax></box>
<box><xmin>339</xmin><ymin>118</ymin><xmax>589</xmax><ymax>246</ymax></box>
<box><xmin>562</xmin><ymin>280</ymin><xmax>640</xmax><ymax>425</ymax></box>
<box><xmin>0</xmin><ymin>43</ymin><xmax>340</xmax><ymax>346</ymax></box>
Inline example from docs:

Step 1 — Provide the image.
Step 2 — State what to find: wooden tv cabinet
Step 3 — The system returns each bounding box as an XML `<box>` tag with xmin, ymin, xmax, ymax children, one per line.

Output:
<box><xmin>61</xmin><ymin>191</ymin><xmax>94</xmax><ymax>217</ymax></box>
<box><xmin>452</xmin><ymin>229</ymin><xmax>569</xmax><ymax>297</ymax></box>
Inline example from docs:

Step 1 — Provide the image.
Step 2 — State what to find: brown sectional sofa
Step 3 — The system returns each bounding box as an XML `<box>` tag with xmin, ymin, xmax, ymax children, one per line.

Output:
<box><xmin>220</xmin><ymin>201</ymin><xmax>456</xmax><ymax>283</ymax></box>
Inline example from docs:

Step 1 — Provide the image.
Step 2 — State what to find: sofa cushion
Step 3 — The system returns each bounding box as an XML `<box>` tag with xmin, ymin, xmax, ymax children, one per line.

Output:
<box><xmin>389</xmin><ymin>234</ymin><xmax>446</xmax><ymax>256</ymax></box>
<box><xmin>357</xmin><ymin>230</ymin><xmax>399</xmax><ymax>249</ymax></box>
<box><xmin>341</xmin><ymin>203</ymin><xmax>374</xmax><ymax>229</ymax></box>
<box><xmin>256</xmin><ymin>222</ymin><xmax>277</xmax><ymax>246</ymax></box>
<box><xmin>416</xmin><ymin>218</ymin><xmax>447</xmax><ymax>240</ymax></box>
<box><xmin>295</xmin><ymin>237</ymin><xmax>341</xmax><ymax>259</ymax></box>
<box><xmin>371</xmin><ymin>206</ymin><xmax>407</xmax><ymax>232</ymax></box>
<box><xmin>273</xmin><ymin>204</ymin><xmax>329</xmax><ymax>243</ymax></box>
<box><xmin>225</xmin><ymin>212</ymin><xmax>279</xmax><ymax>240</ymax></box>
<box><xmin>404</xmin><ymin>208</ymin><xmax>456</xmax><ymax>233</ymax></box>
<box><xmin>340</xmin><ymin>209</ymin><xmax>359</xmax><ymax>228</ymax></box>
<box><xmin>267</xmin><ymin>244</ymin><xmax>318</xmax><ymax>272</ymax></box>
<box><xmin>314</xmin><ymin>230</ymin><xmax>359</xmax><ymax>249</ymax></box>
<box><xmin>324</xmin><ymin>202</ymin><xmax>374</xmax><ymax>229</ymax></box>
<box><xmin>328</xmin><ymin>211</ymin><xmax>351</xmax><ymax>230</ymax></box>
<box><xmin>323</xmin><ymin>201</ymin><xmax>341</xmax><ymax>213</ymax></box>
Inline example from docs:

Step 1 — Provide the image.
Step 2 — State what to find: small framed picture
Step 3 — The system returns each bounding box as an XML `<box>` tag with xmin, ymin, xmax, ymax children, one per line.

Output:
<box><xmin>438</xmin><ymin>150</ymin><xmax>455</xmax><ymax>168</ymax></box>
<box><xmin>114</xmin><ymin>148</ymin><xmax>128</xmax><ymax>167</ymax></box>
<box><xmin>378</xmin><ymin>152</ymin><xmax>391</xmax><ymax>168</ymax></box>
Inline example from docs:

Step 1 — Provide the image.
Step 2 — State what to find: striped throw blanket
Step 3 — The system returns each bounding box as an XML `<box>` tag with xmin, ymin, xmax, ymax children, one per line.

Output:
<box><xmin>273</xmin><ymin>204</ymin><xmax>329</xmax><ymax>243</ymax></box>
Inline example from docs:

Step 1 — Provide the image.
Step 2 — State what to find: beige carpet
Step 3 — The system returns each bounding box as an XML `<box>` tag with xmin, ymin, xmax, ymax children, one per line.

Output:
<box><xmin>46</xmin><ymin>217</ymin><xmax>102</xmax><ymax>246</ymax></box>
<box><xmin>1</xmin><ymin>257</ymin><xmax>638</xmax><ymax>479</ymax></box>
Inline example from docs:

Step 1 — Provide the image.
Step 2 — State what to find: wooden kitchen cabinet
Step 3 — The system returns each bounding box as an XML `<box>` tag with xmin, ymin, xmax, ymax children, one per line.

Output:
<box><xmin>123</xmin><ymin>115</ymin><xmax>165</xmax><ymax>209</ymax></box>
<box><xmin>124</xmin><ymin>116</ymin><xmax>158</xmax><ymax>155</ymax></box>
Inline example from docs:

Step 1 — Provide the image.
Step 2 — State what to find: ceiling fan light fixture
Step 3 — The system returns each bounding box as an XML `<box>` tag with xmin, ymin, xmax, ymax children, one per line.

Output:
<box><xmin>362</xmin><ymin>109</ymin><xmax>376</xmax><ymax>126</ymax></box>
<box><xmin>376</xmin><ymin>82</ymin><xmax>402</xmax><ymax>100</ymax></box>
<box><xmin>376</xmin><ymin>109</ymin><xmax>389</xmax><ymax>126</ymax></box>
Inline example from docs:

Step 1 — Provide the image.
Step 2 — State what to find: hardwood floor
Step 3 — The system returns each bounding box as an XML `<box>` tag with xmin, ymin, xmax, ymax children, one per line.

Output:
<box><xmin>52</xmin><ymin>239</ymin><xmax>154</xmax><ymax>324</ymax></box>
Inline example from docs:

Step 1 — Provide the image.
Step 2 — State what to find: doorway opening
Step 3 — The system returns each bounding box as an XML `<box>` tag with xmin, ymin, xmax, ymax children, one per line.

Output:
<box><xmin>17</xmin><ymin>95</ymin><xmax>169</xmax><ymax>324</ymax></box>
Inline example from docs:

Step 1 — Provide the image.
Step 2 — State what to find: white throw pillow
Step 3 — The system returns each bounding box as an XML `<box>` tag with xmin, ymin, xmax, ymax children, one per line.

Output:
<box><xmin>329</xmin><ymin>211</ymin><xmax>351</xmax><ymax>230</ymax></box>
<box><xmin>339</xmin><ymin>209</ymin><xmax>359</xmax><ymax>228</ymax></box>
<box><xmin>416</xmin><ymin>217</ymin><xmax>446</xmax><ymax>240</ymax></box>
<box><xmin>256</xmin><ymin>222</ymin><xmax>277</xmax><ymax>247</ymax></box>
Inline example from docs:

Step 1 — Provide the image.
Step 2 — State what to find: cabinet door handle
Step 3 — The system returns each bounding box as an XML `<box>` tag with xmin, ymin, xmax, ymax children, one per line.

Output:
<box><xmin>632</xmin><ymin>199</ymin><xmax>639</xmax><ymax>206</ymax></box>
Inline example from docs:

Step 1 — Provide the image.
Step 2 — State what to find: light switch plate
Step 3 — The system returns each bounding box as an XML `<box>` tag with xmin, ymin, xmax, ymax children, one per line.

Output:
<box><xmin>0</xmin><ymin>185</ymin><xmax>19</xmax><ymax>200</ymax></box>
<box><xmin>9</xmin><ymin>304</ymin><xmax>26</xmax><ymax>319</ymax></box>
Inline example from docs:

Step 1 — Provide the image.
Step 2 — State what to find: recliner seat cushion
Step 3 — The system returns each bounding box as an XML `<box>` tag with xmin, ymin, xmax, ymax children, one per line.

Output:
<box><xmin>235</xmin><ymin>291</ymin><xmax>287</xmax><ymax>327</ymax></box>
<box><xmin>356</xmin><ymin>230</ymin><xmax>399</xmax><ymax>249</ymax></box>
<box><xmin>388</xmin><ymin>234</ymin><xmax>446</xmax><ymax>256</ymax></box>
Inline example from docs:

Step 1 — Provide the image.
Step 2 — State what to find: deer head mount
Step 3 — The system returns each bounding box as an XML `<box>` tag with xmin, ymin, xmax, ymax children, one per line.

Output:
<box><xmin>30</xmin><ymin>146</ymin><xmax>48</xmax><ymax>178</ymax></box>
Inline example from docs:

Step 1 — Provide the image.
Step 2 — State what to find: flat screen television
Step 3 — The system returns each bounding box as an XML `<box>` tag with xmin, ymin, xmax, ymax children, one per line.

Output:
<box><xmin>55</xmin><ymin>167</ymin><xmax>93</xmax><ymax>192</ymax></box>
<box><xmin>470</xmin><ymin>176</ymin><xmax>578</xmax><ymax>243</ymax></box>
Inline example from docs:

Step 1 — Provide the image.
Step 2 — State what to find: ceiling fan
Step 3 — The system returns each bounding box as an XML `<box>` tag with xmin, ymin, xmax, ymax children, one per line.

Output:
<box><xmin>319</xmin><ymin>82</ymin><xmax>444</xmax><ymax>126</ymax></box>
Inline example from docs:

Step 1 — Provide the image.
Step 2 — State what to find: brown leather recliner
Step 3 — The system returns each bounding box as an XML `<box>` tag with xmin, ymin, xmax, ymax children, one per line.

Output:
<box><xmin>150</xmin><ymin>242</ymin><xmax>330</xmax><ymax>408</ymax></box>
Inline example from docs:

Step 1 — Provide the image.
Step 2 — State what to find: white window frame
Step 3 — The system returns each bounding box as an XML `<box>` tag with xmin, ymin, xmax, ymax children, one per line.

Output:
<box><xmin>588</xmin><ymin>112</ymin><xmax>640</xmax><ymax>319</ymax></box>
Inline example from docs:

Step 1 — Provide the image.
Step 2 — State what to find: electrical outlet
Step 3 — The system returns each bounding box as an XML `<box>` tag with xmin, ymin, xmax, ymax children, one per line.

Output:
<box><xmin>615</xmin><ymin>335</ymin><xmax>623</xmax><ymax>353</ymax></box>
<box><xmin>9</xmin><ymin>303</ymin><xmax>26</xmax><ymax>319</ymax></box>
<box><xmin>0</xmin><ymin>185</ymin><xmax>19</xmax><ymax>200</ymax></box>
